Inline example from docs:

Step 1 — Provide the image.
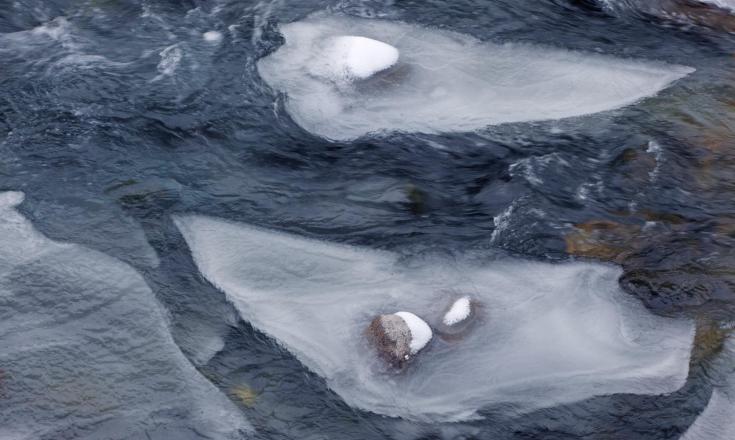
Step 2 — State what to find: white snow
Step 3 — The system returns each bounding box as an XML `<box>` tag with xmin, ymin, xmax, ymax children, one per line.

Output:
<box><xmin>175</xmin><ymin>214</ymin><xmax>695</xmax><ymax>422</ymax></box>
<box><xmin>443</xmin><ymin>296</ymin><xmax>472</xmax><ymax>326</ymax></box>
<box><xmin>319</xmin><ymin>36</ymin><xmax>399</xmax><ymax>82</ymax></box>
<box><xmin>395</xmin><ymin>311</ymin><xmax>433</xmax><ymax>354</ymax></box>
<box><xmin>257</xmin><ymin>12</ymin><xmax>694</xmax><ymax>141</ymax></box>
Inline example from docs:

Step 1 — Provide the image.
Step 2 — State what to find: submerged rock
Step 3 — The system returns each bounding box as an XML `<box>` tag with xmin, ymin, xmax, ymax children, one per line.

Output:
<box><xmin>604</xmin><ymin>0</ymin><xmax>735</xmax><ymax>32</ymax></box>
<box><xmin>566</xmin><ymin>213</ymin><xmax>735</xmax><ymax>312</ymax></box>
<box><xmin>565</xmin><ymin>219</ymin><xmax>642</xmax><ymax>264</ymax></box>
<box><xmin>231</xmin><ymin>384</ymin><xmax>259</xmax><ymax>408</ymax></box>
<box><xmin>691</xmin><ymin>319</ymin><xmax>733</xmax><ymax>365</ymax></box>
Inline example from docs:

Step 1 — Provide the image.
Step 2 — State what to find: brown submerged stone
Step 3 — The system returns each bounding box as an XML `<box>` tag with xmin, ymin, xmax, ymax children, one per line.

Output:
<box><xmin>564</xmin><ymin>220</ymin><xmax>642</xmax><ymax>264</ymax></box>
<box><xmin>691</xmin><ymin>319</ymin><xmax>733</xmax><ymax>365</ymax></box>
<box><xmin>230</xmin><ymin>384</ymin><xmax>259</xmax><ymax>408</ymax></box>
<box><xmin>566</xmin><ymin>212</ymin><xmax>735</xmax><ymax>312</ymax></box>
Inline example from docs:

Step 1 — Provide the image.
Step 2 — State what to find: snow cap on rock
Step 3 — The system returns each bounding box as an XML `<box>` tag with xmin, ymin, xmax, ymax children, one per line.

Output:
<box><xmin>443</xmin><ymin>297</ymin><xmax>472</xmax><ymax>327</ymax></box>
<box><xmin>321</xmin><ymin>35</ymin><xmax>399</xmax><ymax>81</ymax></box>
<box><xmin>395</xmin><ymin>311</ymin><xmax>433</xmax><ymax>354</ymax></box>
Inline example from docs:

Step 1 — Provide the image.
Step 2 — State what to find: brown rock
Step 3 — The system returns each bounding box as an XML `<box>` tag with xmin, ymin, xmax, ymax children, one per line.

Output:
<box><xmin>367</xmin><ymin>314</ymin><xmax>412</xmax><ymax>368</ymax></box>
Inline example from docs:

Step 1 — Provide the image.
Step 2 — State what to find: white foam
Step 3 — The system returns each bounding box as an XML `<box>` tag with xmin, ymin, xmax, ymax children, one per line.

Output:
<box><xmin>257</xmin><ymin>12</ymin><xmax>694</xmax><ymax>141</ymax></box>
<box><xmin>30</xmin><ymin>17</ymin><xmax>75</xmax><ymax>47</ymax></box>
<box><xmin>443</xmin><ymin>296</ymin><xmax>472</xmax><ymax>326</ymax></box>
<box><xmin>395</xmin><ymin>311</ymin><xmax>433</xmax><ymax>354</ymax></box>
<box><xmin>0</xmin><ymin>193</ymin><xmax>250</xmax><ymax>438</ymax></box>
<box><xmin>203</xmin><ymin>30</ymin><xmax>224</xmax><ymax>44</ymax></box>
<box><xmin>157</xmin><ymin>43</ymin><xmax>182</xmax><ymax>76</ymax></box>
<box><xmin>175</xmin><ymin>214</ymin><xmax>695</xmax><ymax>422</ymax></box>
<box><xmin>2</xmin><ymin>17</ymin><xmax>80</xmax><ymax>54</ymax></box>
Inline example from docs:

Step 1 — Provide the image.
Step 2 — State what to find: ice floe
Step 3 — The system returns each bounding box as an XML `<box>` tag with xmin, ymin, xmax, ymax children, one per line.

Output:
<box><xmin>681</xmin><ymin>336</ymin><xmax>735</xmax><ymax>440</ymax></box>
<box><xmin>0</xmin><ymin>193</ymin><xmax>250</xmax><ymax>439</ymax></box>
<box><xmin>257</xmin><ymin>12</ymin><xmax>694</xmax><ymax>141</ymax></box>
<box><xmin>175</xmin><ymin>214</ymin><xmax>695</xmax><ymax>422</ymax></box>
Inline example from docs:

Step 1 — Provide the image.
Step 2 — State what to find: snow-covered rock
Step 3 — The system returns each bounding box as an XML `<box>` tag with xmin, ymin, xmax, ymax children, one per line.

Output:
<box><xmin>443</xmin><ymin>296</ymin><xmax>473</xmax><ymax>327</ymax></box>
<box><xmin>318</xmin><ymin>35</ymin><xmax>399</xmax><ymax>82</ymax></box>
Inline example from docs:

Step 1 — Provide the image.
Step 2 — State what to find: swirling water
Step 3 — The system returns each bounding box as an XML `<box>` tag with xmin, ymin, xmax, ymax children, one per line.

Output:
<box><xmin>2</xmin><ymin>0</ymin><xmax>735</xmax><ymax>439</ymax></box>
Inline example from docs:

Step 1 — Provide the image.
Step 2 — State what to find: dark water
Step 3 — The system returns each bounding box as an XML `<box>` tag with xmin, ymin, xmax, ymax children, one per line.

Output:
<box><xmin>2</xmin><ymin>0</ymin><xmax>735</xmax><ymax>438</ymax></box>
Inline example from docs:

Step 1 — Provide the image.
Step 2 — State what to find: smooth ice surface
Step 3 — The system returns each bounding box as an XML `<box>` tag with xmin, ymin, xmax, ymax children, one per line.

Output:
<box><xmin>175</xmin><ymin>214</ymin><xmax>695</xmax><ymax>422</ymax></box>
<box><xmin>257</xmin><ymin>13</ymin><xmax>694</xmax><ymax>141</ymax></box>
<box><xmin>0</xmin><ymin>193</ymin><xmax>250</xmax><ymax>439</ymax></box>
<box><xmin>443</xmin><ymin>297</ymin><xmax>472</xmax><ymax>326</ymax></box>
<box><xmin>319</xmin><ymin>36</ymin><xmax>399</xmax><ymax>81</ymax></box>
<box><xmin>394</xmin><ymin>311</ymin><xmax>433</xmax><ymax>354</ymax></box>
<box><xmin>681</xmin><ymin>337</ymin><xmax>735</xmax><ymax>440</ymax></box>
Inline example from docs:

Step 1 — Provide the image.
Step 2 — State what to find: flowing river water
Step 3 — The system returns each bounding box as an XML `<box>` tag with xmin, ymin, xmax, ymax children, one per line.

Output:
<box><xmin>2</xmin><ymin>1</ymin><xmax>735</xmax><ymax>439</ymax></box>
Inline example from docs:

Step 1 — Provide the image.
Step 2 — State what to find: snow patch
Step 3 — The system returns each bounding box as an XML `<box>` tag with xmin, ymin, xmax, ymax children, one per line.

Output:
<box><xmin>319</xmin><ymin>36</ymin><xmax>399</xmax><ymax>82</ymax></box>
<box><xmin>395</xmin><ymin>311</ymin><xmax>433</xmax><ymax>354</ymax></box>
<box><xmin>443</xmin><ymin>296</ymin><xmax>472</xmax><ymax>326</ymax></box>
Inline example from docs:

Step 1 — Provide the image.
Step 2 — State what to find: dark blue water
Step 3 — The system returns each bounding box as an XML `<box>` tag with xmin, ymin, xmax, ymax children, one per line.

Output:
<box><xmin>2</xmin><ymin>0</ymin><xmax>735</xmax><ymax>438</ymax></box>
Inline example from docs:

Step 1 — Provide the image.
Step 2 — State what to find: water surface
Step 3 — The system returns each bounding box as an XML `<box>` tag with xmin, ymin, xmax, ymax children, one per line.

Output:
<box><xmin>2</xmin><ymin>0</ymin><xmax>735</xmax><ymax>439</ymax></box>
